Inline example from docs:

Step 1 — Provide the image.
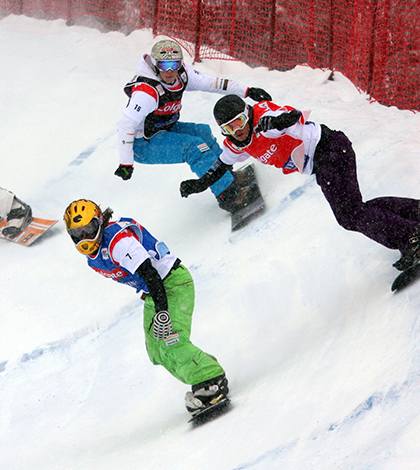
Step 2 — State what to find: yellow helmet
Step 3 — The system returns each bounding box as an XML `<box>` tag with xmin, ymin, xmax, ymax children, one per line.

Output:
<box><xmin>63</xmin><ymin>199</ymin><xmax>103</xmax><ymax>255</ymax></box>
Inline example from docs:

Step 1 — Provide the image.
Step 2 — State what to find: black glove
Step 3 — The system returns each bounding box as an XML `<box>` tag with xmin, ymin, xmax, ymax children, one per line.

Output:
<box><xmin>114</xmin><ymin>164</ymin><xmax>134</xmax><ymax>181</ymax></box>
<box><xmin>256</xmin><ymin>110</ymin><xmax>302</xmax><ymax>133</ymax></box>
<box><xmin>180</xmin><ymin>179</ymin><xmax>208</xmax><ymax>198</ymax></box>
<box><xmin>247</xmin><ymin>87</ymin><xmax>272</xmax><ymax>102</ymax></box>
<box><xmin>152</xmin><ymin>311</ymin><xmax>174</xmax><ymax>340</ymax></box>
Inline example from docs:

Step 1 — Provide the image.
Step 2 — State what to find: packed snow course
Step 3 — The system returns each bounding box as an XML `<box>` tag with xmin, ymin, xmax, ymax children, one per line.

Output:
<box><xmin>1</xmin><ymin>15</ymin><xmax>420</xmax><ymax>470</ymax></box>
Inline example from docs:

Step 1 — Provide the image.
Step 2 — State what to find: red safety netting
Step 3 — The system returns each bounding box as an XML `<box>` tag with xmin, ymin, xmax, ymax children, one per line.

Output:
<box><xmin>1</xmin><ymin>0</ymin><xmax>418</xmax><ymax>110</ymax></box>
<box><xmin>369</xmin><ymin>0</ymin><xmax>420</xmax><ymax>111</ymax></box>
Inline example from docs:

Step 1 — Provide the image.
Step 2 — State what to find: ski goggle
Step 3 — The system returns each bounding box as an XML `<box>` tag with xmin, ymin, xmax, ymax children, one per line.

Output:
<box><xmin>220</xmin><ymin>110</ymin><xmax>249</xmax><ymax>136</ymax></box>
<box><xmin>68</xmin><ymin>217</ymin><xmax>101</xmax><ymax>245</ymax></box>
<box><xmin>156</xmin><ymin>60</ymin><xmax>182</xmax><ymax>72</ymax></box>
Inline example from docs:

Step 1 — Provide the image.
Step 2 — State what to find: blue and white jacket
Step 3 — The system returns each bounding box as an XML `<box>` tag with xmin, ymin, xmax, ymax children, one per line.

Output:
<box><xmin>87</xmin><ymin>217</ymin><xmax>177</xmax><ymax>294</ymax></box>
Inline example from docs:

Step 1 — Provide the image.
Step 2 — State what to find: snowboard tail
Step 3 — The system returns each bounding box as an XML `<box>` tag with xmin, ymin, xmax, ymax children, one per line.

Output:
<box><xmin>392</xmin><ymin>264</ymin><xmax>420</xmax><ymax>292</ymax></box>
<box><xmin>0</xmin><ymin>217</ymin><xmax>58</xmax><ymax>246</ymax></box>
<box><xmin>188</xmin><ymin>398</ymin><xmax>231</xmax><ymax>426</ymax></box>
<box><xmin>231</xmin><ymin>163</ymin><xmax>266</xmax><ymax>231</ymax></box>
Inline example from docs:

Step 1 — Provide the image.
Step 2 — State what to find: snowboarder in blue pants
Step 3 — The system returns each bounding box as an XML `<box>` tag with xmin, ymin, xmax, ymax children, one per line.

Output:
<box><xmin>115</xmin><ymin>39</ymin><xmax>271</xmax><ymax>214</ymax></box>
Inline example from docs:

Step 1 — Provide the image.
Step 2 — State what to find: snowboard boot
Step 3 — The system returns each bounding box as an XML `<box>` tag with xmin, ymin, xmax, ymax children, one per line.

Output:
<box><xmin>185</xmin><ymin>374</ymin><xmax>229</xmax><ymax>416</ymax></box>
<box><xmin>2</xmin><ymin>197</ymin><xmax>33</xmax><ymax>239</ymax></box>
<box><xmin>393</xmin><ymin>229</ymin><xmax>420</xmax><ymax>271</ymax></box>
<box><xmin>216</xmin><ymin>168</ymin><xmax>261</xmax><ymax>214</ymax></box>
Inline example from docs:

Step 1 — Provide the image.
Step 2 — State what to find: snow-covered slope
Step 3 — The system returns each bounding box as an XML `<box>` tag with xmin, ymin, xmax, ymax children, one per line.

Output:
<box><xmin>1</xmin><ymin>15</ymin><xmax>420</xmax><ymax>470</ymax></box>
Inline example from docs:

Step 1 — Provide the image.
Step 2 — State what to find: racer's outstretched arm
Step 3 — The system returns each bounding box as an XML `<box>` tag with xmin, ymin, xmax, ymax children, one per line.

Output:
<box><xmin>179</xmin><ymin>159</ymin><xmax>233</xmax><ymax>198</ymax></box>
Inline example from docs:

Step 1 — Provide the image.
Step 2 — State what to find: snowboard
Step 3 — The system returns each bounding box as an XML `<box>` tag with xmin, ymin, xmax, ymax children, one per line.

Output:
<box><xmin>188</xmin><ymin>398</ymin><xmax>231</xmax><ymax>426</ymax></box>
<box><xmin>0</xmin><ymin>217</ymin><xmax>58</xmax><ymax>246</ymax></box>
<box><xmin>231</xmin><ymin>163</ymin><xmax>266</xmax><ymax>231</ymax></box>
<box><xmin>391</xmin><ymin>264</ymin><xmax>420</xmax><ymax>292</ymax></box>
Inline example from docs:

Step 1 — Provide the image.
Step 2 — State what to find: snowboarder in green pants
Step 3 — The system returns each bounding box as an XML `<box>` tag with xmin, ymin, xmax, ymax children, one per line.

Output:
<box><xmin>64</xmin><ymin>199</ymin><xmax>228</xmax><ymax>417</ymax></box>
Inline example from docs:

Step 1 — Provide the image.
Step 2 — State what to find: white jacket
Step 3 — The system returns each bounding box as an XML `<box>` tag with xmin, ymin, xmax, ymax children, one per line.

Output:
<box><xmin>118</xmin><ymin>55</ymin><xmax>249</xmax><ymax>165</ymax></box>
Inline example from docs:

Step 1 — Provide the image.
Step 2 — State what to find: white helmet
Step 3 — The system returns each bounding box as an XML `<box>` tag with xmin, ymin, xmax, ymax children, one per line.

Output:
<box><xmin>151</xmin><ymin>40</ymin><xmax>183</xmax><ymax>62</ymax></box>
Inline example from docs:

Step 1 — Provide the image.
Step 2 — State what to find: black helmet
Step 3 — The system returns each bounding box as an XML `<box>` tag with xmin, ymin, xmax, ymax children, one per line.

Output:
<box><xmin>213</xmin><ymin>95</ymin><xmax>253</xmax><ymax>147</ymax></box>
<box><xmin>213</xmin><ymin>95</ymin><xmax>247</xmax><ymax>128</ymax></box>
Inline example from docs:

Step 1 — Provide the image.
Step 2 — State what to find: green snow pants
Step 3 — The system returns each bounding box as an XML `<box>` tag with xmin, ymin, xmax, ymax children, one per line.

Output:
<box><xmin>143</xmin><ymin>264</ymin><xmax>225</xmax><ymax>386</ymax></box>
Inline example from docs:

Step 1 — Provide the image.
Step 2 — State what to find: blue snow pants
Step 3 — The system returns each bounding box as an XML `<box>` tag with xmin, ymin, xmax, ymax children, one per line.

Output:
<box><xmin>133</xmin><ymin>121</ymin><xmax>234</xmax><ymax>197</ymax></box>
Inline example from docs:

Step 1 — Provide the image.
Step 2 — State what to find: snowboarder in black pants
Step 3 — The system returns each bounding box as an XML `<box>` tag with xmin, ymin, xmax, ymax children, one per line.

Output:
<box><xmin>179</xmin><ymin>95</ymin><xmax>420</xmax><ymax>275</ymax></box>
